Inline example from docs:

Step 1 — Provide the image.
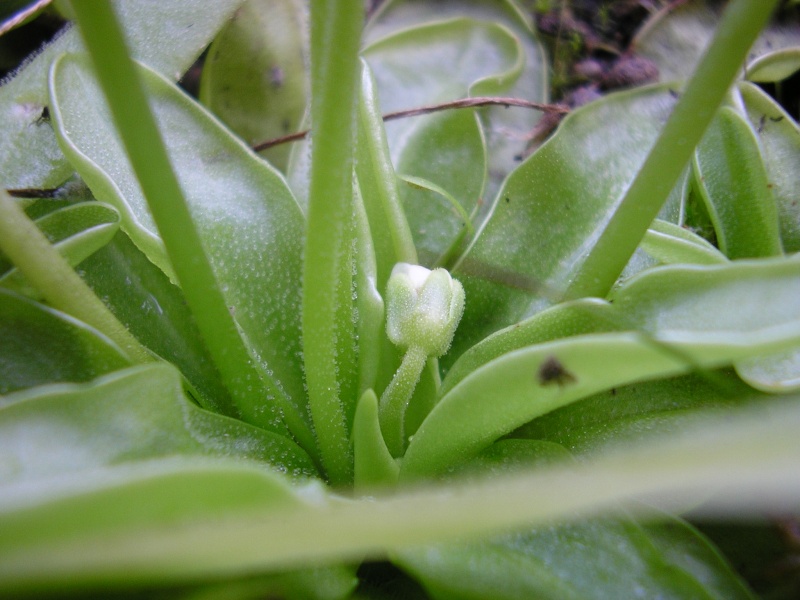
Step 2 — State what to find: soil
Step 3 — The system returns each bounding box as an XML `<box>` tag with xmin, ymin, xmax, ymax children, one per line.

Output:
<box><xmin>532</xmin><ymin>0</ymin><xmax>800</xmax><ymax>119</ymax></box>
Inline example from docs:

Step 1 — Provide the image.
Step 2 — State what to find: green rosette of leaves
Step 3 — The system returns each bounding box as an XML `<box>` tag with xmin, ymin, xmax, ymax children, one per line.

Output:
<box><xmin>0</xmin><ymin>0</ymin><xmax>799</xmax><ymax>598</ymax></box>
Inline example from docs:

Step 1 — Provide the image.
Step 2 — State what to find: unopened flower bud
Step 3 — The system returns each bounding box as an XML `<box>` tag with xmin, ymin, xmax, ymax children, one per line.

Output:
<box><xmin>385</xmin><ymin>263</ymin><xmax>465</xmax><ymax>357</ymax></box>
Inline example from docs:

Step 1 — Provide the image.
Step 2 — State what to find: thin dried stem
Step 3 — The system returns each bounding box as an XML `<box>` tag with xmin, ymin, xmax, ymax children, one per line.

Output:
<box><xmin>253</xmin><ymin>96</ymin><xmax>570</xmax><ymax>152</ymax></box>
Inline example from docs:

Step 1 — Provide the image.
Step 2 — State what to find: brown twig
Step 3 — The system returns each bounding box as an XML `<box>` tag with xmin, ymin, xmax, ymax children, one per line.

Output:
<box><xmin>252</xmin><ymin>97</ymin><xmax>570</xmax><ymax>152</ymax></box>
<box><xmin>7</xmin><ymin>97</ymin><xmax>568</xmax><ymax>199</ymax></box>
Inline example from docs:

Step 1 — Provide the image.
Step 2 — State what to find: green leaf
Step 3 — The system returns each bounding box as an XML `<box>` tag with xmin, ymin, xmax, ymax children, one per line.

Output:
<box><xmin>393</xmin><ymin>111</ymin><xmax>485</xmax><ymax>267</ymax></box>
<box><xmin>746</xmin><ymin>47</ymin><xmax>800</xmax><ymax>83</ymax></box>
<box><xmin>199</xmin><ymin>0</ymin><xmax>308</xmax><ymax>172</ymax></box>
<box><xmin>442</xmin><ymin>298</ymin><xmax>616</xmax><ymax>396</ymax></box>
<box><xmin>2</xmin><ymin>397</ymin><xmax>800</xmax><ymax>592</ymax></box>
<box><xmin>0</xmin><ymin>201</ymin><xmax>120</xmax><ymax>295</ymax></box>
<box><xmin>158</xmin><ymin>566</ymin><xmax>358</xmax><ymax>600</ymax></box>
<box><xmin>49</xmin><ymin>54</ymin><xmax>310</xmax><ymax>441</ymax></box>
<box><xmin>609</xmin><ymin>257</ymin><xmax>800</xmax><ymax>341</ymax></box>
<box><xmin>398</xmin><ymin>173</ymin><xmax>477</xmax><ymax>270</ymax></box>
<box><xmin>393</xmin><ymin>514</ymin><xmax>753</xmax><ymax>600</ymax></box>
<box><xmin>0</xmin><ymin>189</ymin><xmax>150</xmax><ymax>364</ymax></box>
<box><xmin>561</xmin><ymin>0</ymin><xmax>779</xmax><ymax>301</ymax></box>
<box><xmin>0</xmin><ymin>458</ymin><xmax>312</xmax><ymax>595</ymax></box>
<box><xmin>365</xmin><ymin>0</ymin><xmax>548</xmax><ymax>200</ymax></box>
<box><xmin>640</xmin><ymin>219</ymin><xmax>728</xmax><ymax>266</ymax></box>
<box><xmin>515</xmin><ymin>369</ymin><xmax>765</xmax><ymax>456</ymax></box>
<box><xmin>77</xmin><ymin>230</ymin><xmax>233</xmax><ymax>415</ymax></box>
<box><xmin>662</xmin><ymin>168</ymin><xmax>692</xmax><ymax>225</ymax></box>
<box><xmin>739</xmin><ymin>81</ymin><xmax>800</xmax><ymax>253</ymax></box>
<box><xmin>3</xmin><ymin>1</ymin><xmax>798</xmax><ymax>594</ymax></box>
<box><xmin>355</xmin><ymin>60</ymin><xmax>418</xmax><ymax>289</ymax></box>
<box><xmin>404</xmin><ymin>258</ymin><xmax>800</xmax><ymax>478</ymax></box>
<box><xmin>0</xmin><ymin>288</ymin><xmax>130</xmax><ymax>396</ymax></box>
<box><xmin>0</xmin><ymin>363</ymin><xmax>317</xmax><ymax>480</ymax></box>
<box><xmin>736</xmin><ymin>349</ymin><xmax>800</xmax><ymax>393</ymax></box>
<box><xmin>643</xmin><ymin>520</ymin><xmax>756</xmax><ymax>600</ymax></box>
<box><xmin>353</xmin><ymin>61</ymin><xmax>440</xmax><ymax>431</ymax></box>
<box><xmin>354</xmin><ymin>389</ymin><xmax>400</xmax><ymax>490</ymax></box>
<box><xmin>406</xmin><ymin>331</ymin><xmax>797</xmax><ymax>480</ymax></box>
<box><xmin>0</xmin><ymin>363</ymin><xmax>324</xmax><ymax>595</ymax></box>
<box><xmin>362</xmin><ymin>16</ymin><xmax>525</xmax><ymax>263</ymax></box>
<box><xmin>616</xmin><ymin>173</ymin><xmax>698</xmax><ymax>281</ymax></box>
<box><xmin>0</xmin><ymin>0</ymin><xmax>247</xmax><ymax>189</ymax></box>
<box><xmin>453</xmin><ymin>438</ymin><xmax>573</xmax><ymax>477</ymax></box>
<box><xmin>399</xmin><ymin>175</ymin><xmax>475</xmax><ymax>238</ymax></box>
<box><xmin>634</xmin><ymin>0</ymin><xmax>800</xmax><ymax>83</ymax></box>
<box><xmin>352</xmin><ymin>180</ymin><xmax>386</xmax><ymax>401</ymax></box>
<box><xmin>450</xmin><ymin>85</ymin><xmax>679</xmax><ymax>363</ymax></box>
<box><xmin>692</xmin><ymin>107</ymin><xmax>782</xmax><ymax>259</ymax></box>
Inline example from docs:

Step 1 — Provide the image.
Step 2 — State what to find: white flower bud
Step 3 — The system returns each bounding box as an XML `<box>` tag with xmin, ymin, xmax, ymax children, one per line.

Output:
<box><xmin>385</xmin><ymin>263</ymin><xmax>465</xmax><ymax>357</ymax></box>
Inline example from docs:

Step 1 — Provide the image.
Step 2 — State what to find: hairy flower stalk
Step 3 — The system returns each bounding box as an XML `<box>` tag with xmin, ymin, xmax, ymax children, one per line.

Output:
<box><xmin>380</xmin><ymin>263</ymin><xmax>465</xmax><ymax>456</ymax></box>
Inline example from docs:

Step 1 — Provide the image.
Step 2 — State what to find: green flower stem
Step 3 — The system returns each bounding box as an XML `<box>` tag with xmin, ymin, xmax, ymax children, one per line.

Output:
<box><xmin>303</xmin><ymin>0</ymin><xmax>364</xmax><ymax>485</ymax></box>
<box><xmin>564</xmin><ymin>0</ymin><xmax>780</xmax><ymax>300</ymax></box>
<box><xmin>379</xmin><ymin>345</ymin><xmax>429</xmax><ymax>457</ymax></box>
<box><xmin>69</xmin><ymin>1</ymin><xmax>292</xmax><ymax>437</ymax></box>
<box><xmin>0</xmin><ymin>189</ymin><xmax>151</xmax><ymax>363</ymax></box>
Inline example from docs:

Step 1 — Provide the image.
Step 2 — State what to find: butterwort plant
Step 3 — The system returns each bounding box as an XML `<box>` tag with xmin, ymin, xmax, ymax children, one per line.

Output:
<box><xmin>0</xmin><ymin>0</ymin><xmax>800</xmax><ymax>597</ymax></box>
